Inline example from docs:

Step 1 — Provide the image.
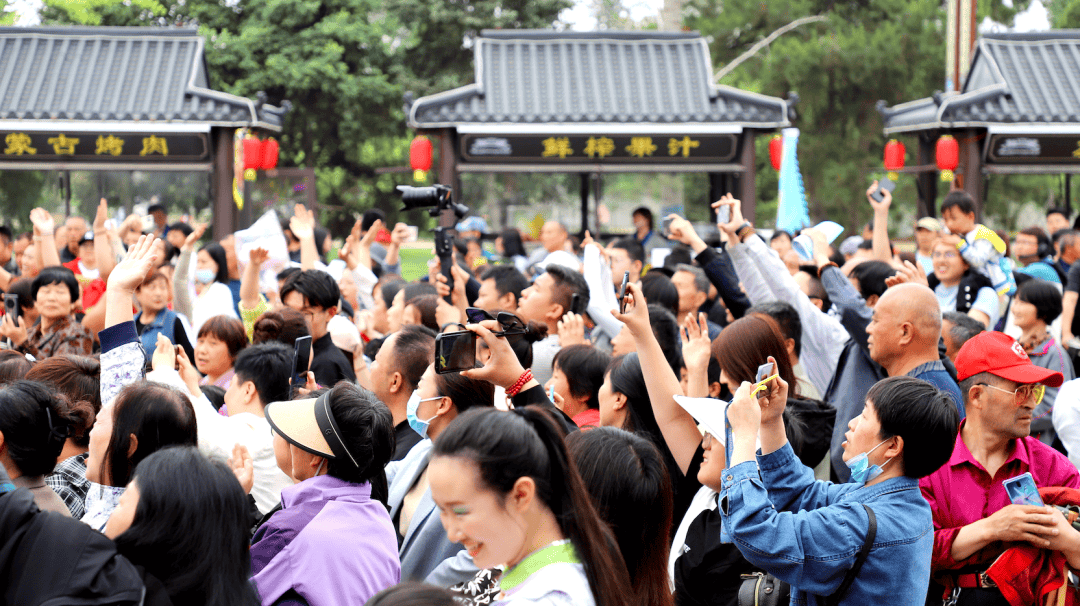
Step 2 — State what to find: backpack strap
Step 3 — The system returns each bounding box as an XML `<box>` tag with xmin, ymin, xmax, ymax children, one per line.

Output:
<box><xmin>825</xmin><ymin>504</ymin><xmax>876</xmax><ymax>606</ymax></box>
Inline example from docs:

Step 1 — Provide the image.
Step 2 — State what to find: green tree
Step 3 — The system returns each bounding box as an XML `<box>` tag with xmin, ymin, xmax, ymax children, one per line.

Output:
<box><xmin>685</xmin><ymin>0</ymin><xmax>1051</xmax><ymax>233</ymax></box>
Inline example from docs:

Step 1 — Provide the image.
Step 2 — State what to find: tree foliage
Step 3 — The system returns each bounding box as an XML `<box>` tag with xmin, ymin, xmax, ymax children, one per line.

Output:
<box><xmin>685</xmin><ymin>0</ymin><xmax>1055</xmax><ymax>233</ymax></box>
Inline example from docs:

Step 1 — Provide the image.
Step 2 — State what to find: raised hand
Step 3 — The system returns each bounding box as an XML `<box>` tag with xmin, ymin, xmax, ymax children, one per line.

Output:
<box><xmin>29</xmin><ymin>208</ymin><xmax>55</xmax><ymax>235</ymax></box>
<box><xmin>108</xmin><ymin>235</ymin><xmax>159</xmax><ymax>292</ymax></box>
<box><xmin>249</xmin><ymin>247</ymin><xmax>270</xmax><ymax>268</ymax></box>
<box><xmin>666</xmin><ymin>215</ymin><xmax>702</xmax><ymax>248</ymax></box>
<box><xmin>557</xmin><ymin>311</ymin><xmax>589</xmax><ymax>347</ymax></box>
<box><xmin>680</xmin><ymin>312</ymin><xmax>712</xmax><ymax>376</ymax></box>
<box><xmin>461</xmin><ymin>320</ymin><xmax>528</xmax><ymax>389</ymax></box>
<box><xmin>175</xmin><ymin>349</ymin><xmax>203</xmax><ymax>397</ymax></box>
<box><xmin>390</xmin><ymin>223</ymin><xmax>411</xmax><ymax>246</ymax></box>
<box><xmin>610</xmin><ymin>282</ymin><xmax>650</xmax><ymax>338</ymax></box>
<box><xmin>757</xmin><ymin>356</ymin><xmax>789</xmax><ymax>426</ymax></box>
<box><xmin>712</xmin><ymin>193</ymin><xmax>744</xmax><ymax>236</ymax></box>
<box><xmin>182</xmin><ymin>223</ymin><xmax>207</xmax><ymax>252</ymax></box>
<box><xmin>867</xmin><ymin>180</ymin><xmax>892</xmax><ymax>213</ymax></box>
<box><xmin>93</xmin><ymin>198</ymin><xmax>109</xmax><ymax>233</ymax></box>
<box><xmin>884</xmin><ymin>260</ymin><xmax>929</xmax><ymax>289</ymax></box>
<box><xmin>289</xmin><ymin>204</ymin><xmax>316</xmax><ymax>241</ymax></box>
<box><xmin>151</xmin><ymin>333</ymin><xmax>177</xmax><ymax>372</ymax></box>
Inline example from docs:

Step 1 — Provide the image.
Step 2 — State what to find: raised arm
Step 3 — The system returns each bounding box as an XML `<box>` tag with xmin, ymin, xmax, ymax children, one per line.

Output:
<box><xmin>100</xmin><ymin>235</ymin><xmax>159</xmax><ymax>406</ymax></box>
<box><xmin>30</xmin><ymin>209</ymin><xmax>61</xmax><ymax>268</ymax></box>
<box><xmin>384</xmin><ymin>223</ymin><xmax>409</xmax><ymax>270</ymax></box>
<box><xmin>681</xmin><ymin>312</ymin><xmax>712</xmax><ymax>398</ymax></box>
<box><xmin>92</xmin><ymin>199</ymin><xmax>117</xmax><ymax>283</ymax></box>
<box><xmin>173</xmin><ymin>223</ymin><xmax>204</xmax><ymax>321</ymax></box>
<box><xmin>667</xmin><ymin>214</ymin><xmax>751</xmax><ymax>319</ymax></box>
<box><xmin>613</xmin><ymin>282</ymin><xmax>702</xmax><ymax>474</ymax></box>
<box><xmin>289</xmin><ymin>204</ymin><xmax>319</xmax><ymax>270</ymax></box>
<box><xmin>240</xmin><ymin>247</ymin><xmax>268</xmax><ymax>310</ymax></box>
<box><xmin>867</xmin><ymin>182</ymin><xmax>893</xmax><ymax>263</ymax></box>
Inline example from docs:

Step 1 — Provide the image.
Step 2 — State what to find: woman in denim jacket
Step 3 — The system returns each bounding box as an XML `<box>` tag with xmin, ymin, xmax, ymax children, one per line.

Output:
<box><xmin>719</xmin><ymin>375</ymin><xmax>960</xmax><ymax>605</ymax></box>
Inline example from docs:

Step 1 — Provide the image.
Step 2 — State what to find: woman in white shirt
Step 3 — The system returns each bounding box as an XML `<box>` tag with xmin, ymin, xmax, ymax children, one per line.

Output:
<box><xmin>174</xmin><ymin>226</ymin><xmax>238</xmax><ymax>335</ymax></box>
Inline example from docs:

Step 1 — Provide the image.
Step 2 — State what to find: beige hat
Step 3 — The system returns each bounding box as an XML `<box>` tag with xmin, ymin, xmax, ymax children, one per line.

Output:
<box><xmin>265</xmin><ymin>392</ymin><xmax>359</xmax><ymax>467</ymax></box>
<box><xmin>916</xmin><ymin>217</ymin><xmax>942</xmax><ymax>232</ymax></box>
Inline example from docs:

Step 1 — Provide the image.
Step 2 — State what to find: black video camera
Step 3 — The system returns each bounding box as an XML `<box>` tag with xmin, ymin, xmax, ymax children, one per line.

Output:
<box><xmin>396</xmin><ymin>185</ymin><xmax>469</xmax><ymax>218</ymax></box>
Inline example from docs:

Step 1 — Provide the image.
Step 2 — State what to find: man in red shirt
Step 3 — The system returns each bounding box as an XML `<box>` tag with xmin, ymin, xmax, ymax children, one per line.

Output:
<box><xmin>921</xmin><ymin>331</ymin><xmax>1080</xmax><ymax>604</ymax></box>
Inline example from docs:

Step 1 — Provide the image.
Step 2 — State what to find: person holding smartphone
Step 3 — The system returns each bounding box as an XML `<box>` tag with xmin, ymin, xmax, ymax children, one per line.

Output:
<box><xmin>921</xmin><ymin>331</ymin><xmax>1080</xmax><ymax>604</ymax></box>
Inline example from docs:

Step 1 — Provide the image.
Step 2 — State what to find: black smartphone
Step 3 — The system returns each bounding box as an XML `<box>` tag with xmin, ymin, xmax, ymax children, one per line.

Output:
<box><xmin>661</xmin><ymin>216</ymin><xmax>674</xmax><ymax>238</ymax></box>
<box><xmin>869</xmin><ymin>177</ymin><xmax>897</xmax><ymax>203</ymax></box>
<box><xmin>291</xmin><ymin>335</ymin><xmax>312</xmax><ymax>387</ymax></box>
<box><xmin>618</xmin><ymin>271</ymin><xmax>630</xmax><ymax>314</ymax></box>
<box><xmin>435</xmin><ymin>330</ymin><xmax>477</xmax><ymax>374</ymax></box>
<box><xmin>3</xmin><ymin>294</ymin><xmax>17</xmax><ymax>322</ymax></box>
<box><xmin>570</xmin><ymin>293</ymin><xmax>581</xmax><ymax>315</ymax></box>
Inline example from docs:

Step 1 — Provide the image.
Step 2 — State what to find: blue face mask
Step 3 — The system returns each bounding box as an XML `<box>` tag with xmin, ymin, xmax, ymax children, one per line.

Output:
<box><xmin>406</xmin><ymin>392</ymin><xmax>442</xmax><ymax>439</ymax></box>
<box><xmin>194</xmin><ymin>268</ymin><xmax>216</xmax><ymax>285</ymax></box>
<box><xmin>845</xmin><ymin>439</ymin><xmax>893</xmax><ymax>485</ymax></box>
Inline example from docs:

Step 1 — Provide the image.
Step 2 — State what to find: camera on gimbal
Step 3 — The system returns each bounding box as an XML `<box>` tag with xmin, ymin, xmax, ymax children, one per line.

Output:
<box><xmin>395</xmin><ymin>184</ymin><xmax>470</xmax><ymax>302</ymax></box>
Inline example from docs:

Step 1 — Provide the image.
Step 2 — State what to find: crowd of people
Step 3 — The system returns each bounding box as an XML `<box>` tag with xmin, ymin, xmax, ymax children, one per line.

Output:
<box><xmin>2</xmin><ymin>185</ymin><xmax>1080</xmax><ymax>606</ymax></box>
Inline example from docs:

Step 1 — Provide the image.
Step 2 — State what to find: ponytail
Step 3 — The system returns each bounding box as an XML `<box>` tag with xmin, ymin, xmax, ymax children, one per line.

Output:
<box><xmin>433</xmin><ymin>407</ymin><xmax>631</xmax><ymax>606</ymax></box>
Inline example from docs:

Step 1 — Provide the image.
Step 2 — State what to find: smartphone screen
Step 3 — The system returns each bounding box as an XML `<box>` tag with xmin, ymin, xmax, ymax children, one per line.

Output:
<box><xmin>435</xmin><ymin>330</ymin><xmax>477</xmax><ymax>374</ymax></box>
<box><xmin>291</xmin><ymin>336</ymin><xmax>312</xmax><ymax>387</ymax></box>
<box><xmin>465</xmin><ymin>307</ymin><xmax>495</xmax><ymax>324</ymax></box>
<box><xmin>661</xmin><ymin>216</ymin><xmax>674</xmax><ymax>237</ymax></box>
<box><xmin>1003</xmin><ymin>472</ymin><xmax>1044</xmax><ymax>506</ymax></box>
<box><xmin>618</xmin><ymin>271</ymin><xmax>630</xmax><ymax>314</ymax></box>
<box><xmin>3</xmin><ymin>294</ymin><xmax>17</xmax><ymax>320</ymax></box>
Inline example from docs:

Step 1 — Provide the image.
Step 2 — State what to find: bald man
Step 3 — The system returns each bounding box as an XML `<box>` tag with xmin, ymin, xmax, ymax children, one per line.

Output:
<box><xmin>867</xmin><ymin>283</ymin><xmax>965</xmax><ymax>416</ymax></box>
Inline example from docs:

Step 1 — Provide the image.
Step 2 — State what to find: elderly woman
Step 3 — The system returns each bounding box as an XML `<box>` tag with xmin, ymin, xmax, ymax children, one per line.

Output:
<box><xmin>0</xmin><ymin>266</ymin><xmax>93</xmax><ymax>359</ymax></box>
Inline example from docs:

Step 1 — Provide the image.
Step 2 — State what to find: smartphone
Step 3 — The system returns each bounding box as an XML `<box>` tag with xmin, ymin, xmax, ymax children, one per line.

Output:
<box><xmin>661</xmin><ymin>216</ymin><xmax>675</xmax><ymax>238</ymax></box>
<box><xmin>435</xmin><ymin>330</ymin><xmax>477</xmax><ymax>374</ymax></box>
<box><xmin>717</xmin><ymin>204</ymin><xmax>731</xmax><ymax>225</ymax></box>
<box><xmin>756</xmin><ymin>362</ymin><xmax>775</xmax><ymax>383</ymax></box>
<box><xmin>3</xmin><ymin>294</ymin><xmax>17</xmax><ymax>321</ymax></box>
<box><xmin>1003</xmin><ymin>472</ymin><xmax>1044</xmax><ymax>506</ymax></box>
<box><xmin>570</xmin><ymin>293</ymin><xmax>581</xmax><ymax>315</ymax></box>
<box><xmin>291</xmin><ymin>335</ymin><xmax>312</xmax><ymax>387</ymax></box>
<box><xmin>406</xmin><ymin>225</ymin><xmax>419</xmax><ymax>243</ymax></box>
<box><xmin>869</xmin><ymin>177</ymin><xmax>897</xmax><ymax>203</ymax></box>
<box><xmin>618</xmin><ymin>271</ymin><xmax>630</xmax><ymax>314</ymax></box>
<box><xmin>465</xmin><ymin>307</ymin><xmax>495</xmax><ymax>324</ymax></box>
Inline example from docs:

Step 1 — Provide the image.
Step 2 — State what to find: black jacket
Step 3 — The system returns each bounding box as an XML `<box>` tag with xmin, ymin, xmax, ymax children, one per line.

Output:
<box><xmin>0</xmin><ymin>484</ymin><xmax>171</xmax><ymax>605</ymax></box>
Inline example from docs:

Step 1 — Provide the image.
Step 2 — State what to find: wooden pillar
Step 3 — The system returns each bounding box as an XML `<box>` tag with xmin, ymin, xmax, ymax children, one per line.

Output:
<box><xmin>211</xmin><ymin>127</ymin><xmax>236</xmax><ymax>241</ymax></box>
<box><xmin>579</xmin><ymin>173</ymin><xmax>590</xmax><ymax>236</ymax></box>
<box><xmin>959</xmin><ymin>128</ymin><xmax>985</xmax><ymax>220</ymax></box>
<box><xmin>739</xmin><ymin>131</ymin><xmax>757</xmax><ymax>222</ymax></box>
<box><xmin>916</xmin><ymin>132</ymin><xmax>939</xmax><ymax>218</ymax></box>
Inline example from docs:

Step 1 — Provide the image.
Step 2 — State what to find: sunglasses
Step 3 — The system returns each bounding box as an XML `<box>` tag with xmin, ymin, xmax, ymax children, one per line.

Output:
<box><xmin>465</xmin><ymin>308</ymin><xmax>527</xmax><ymax>337</ymax></box>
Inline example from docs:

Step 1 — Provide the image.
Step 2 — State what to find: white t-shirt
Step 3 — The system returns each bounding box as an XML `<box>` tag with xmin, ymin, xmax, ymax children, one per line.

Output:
<box><xmin>935</xmin><ymin>283</ymin><xmax>1001</xmax><ymax>328</ymax></box>
<box><xmin>191</xmin><ymin>281</ymin><xmax>239</xmax><ymax>335</ymax></box>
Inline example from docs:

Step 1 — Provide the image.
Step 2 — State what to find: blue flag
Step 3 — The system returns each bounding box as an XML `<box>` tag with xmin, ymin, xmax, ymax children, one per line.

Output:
<box><xmin>775</xmin><ymin>128</ymin><xmax>810</xmax><ymax>235</ymax></box>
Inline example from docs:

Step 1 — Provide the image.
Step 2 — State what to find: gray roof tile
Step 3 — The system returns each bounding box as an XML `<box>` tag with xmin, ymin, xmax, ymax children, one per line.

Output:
<box><xmin>409</xmin><ymin>30</ymin><xmax>792</xmax><ymax>130</ymax></box>
<box><xmin>881</xmin><ymin>31</ymin><xmax>1080</xmax><ymax>134</ymax></box>
<box><xmin>0</xmin><ymin>26</ymin><xmax>285</xmax><ymax>129</ymax></box>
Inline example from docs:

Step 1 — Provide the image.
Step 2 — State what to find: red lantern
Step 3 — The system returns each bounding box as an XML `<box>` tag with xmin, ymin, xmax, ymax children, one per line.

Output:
<box><xmin>768</xmin><ymin>135</ymin><xmax>783</xmax><ymax>171</ymax></box>
<box><xmin>883</xmin><ymin>139</ymin><xmax>905</xmax><ymax>180</ymax></box>
<box><xmin>410</xmin><ymin>136</ymin><xmax>433</xmax><ymax>181</ymax></box>
<box><xmin>242</xmin><ymin>138</ymin><xmax>262</xmax><ymax>170</ymax></box>
<box><xmin>260</xmin><ymin>138</ymin><xmax>279</xmax><ymax>170</ymax></box>
<box><xmin>936</xmin><ymin>135</ymin><xmax>959</xmax><ymax>183</ymax></box>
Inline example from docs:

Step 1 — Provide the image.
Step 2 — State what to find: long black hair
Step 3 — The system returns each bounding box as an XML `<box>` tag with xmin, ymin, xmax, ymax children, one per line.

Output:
<box><xmin>101</xmin><ymin>382</ymin><xmax>198</xmax><ymax>487</ymax></box>
<box><xmin>499</xmin><ymin>227</ymin><xmax>527</xmax><ymax>258</ymax></box>
<box><xmin>0</xmin><ymin>380</ymin><xmax>86</xmax><ymax>476</ymax></box>
<box><xmin>114</xmin><ymin>447</ymin><xmax>259</xmax><ymax>606</ymax></box>
<box><xmin>433</xmin><ymin>407</ymin><xmax>631</xmax><ymax>606</ymax></box>
<box><xmin>322</xmin><ymin>382</ymin><xmax>396</xmax><ymax>504</ymax></box>
<box><xmin>566</xmin><ymin>427</ymin><xmax>674</xmax><ymax>606</ymax></box>
<box><xmin>198</xmin><ymin>242</ymin><xmax>230</xmax><ymax>285</ymax></box>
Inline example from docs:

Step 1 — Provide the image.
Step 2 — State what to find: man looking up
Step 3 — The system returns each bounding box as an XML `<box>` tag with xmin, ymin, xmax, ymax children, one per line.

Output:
<box><xmin>60</xmin><ymin>216</ymin><xmax>87</xmax><ymax>264</ymax></box>
<box><xmin>281</xmin><ymin>269</ymin><xmax>356</xmax><ymax>387</ymax></box>
<box><xmin>866</xmin><ymin>283</ymin><xmax>965</xmax><ymax>415</ymax></box>
<box><xmin>921</xmin><ymin>331</ymin><xmax>1080</xmax><ymax>603</ymax></box>
<box><xmin>672</xmin><ymin>264</ymin><xmax>720</xmax><ymax>339</ymax></box>
<box><xmin>516</xmin><ymin>264</ymin><xmax>589</xmax><ymax>384</ymax></box>
<box><xmin>365</xmin><ymin>325</ymin><xmax>436</xmax><ymax>461</ymax></box>
<box><xmin>472</xmin><ymin>265</ymin><xmax>529</xmax><ymax>312</ymax></box>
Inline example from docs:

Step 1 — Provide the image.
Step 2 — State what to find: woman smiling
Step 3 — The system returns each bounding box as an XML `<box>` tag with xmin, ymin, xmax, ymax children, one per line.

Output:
<box><xmin>0</xmin><ymin>266</ymin><xmax>92</xmax><ymax>359</ymax></box>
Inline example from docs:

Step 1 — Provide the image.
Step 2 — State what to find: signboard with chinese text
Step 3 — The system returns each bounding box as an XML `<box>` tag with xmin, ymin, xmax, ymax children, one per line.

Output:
<box><xmin>987</xmin><ymin>135</ymin><xmax>1080</xmax><ymax>164</ymax></box>
<box><xmin>0</xmin><ymin>132</ymin><xmax>210</xmax><ymax>162</ymax></box>
<box><xmin>459</xmin><ymin>134</ymin><xmax>739</xmax><ymax>164</ymax></box>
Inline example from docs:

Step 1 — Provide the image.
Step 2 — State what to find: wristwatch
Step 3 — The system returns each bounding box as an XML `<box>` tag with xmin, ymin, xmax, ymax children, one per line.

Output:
<box><xmin>736</xmin><ymin>222</ymin><xmax>755</xmax><ymax>240</ymax></box>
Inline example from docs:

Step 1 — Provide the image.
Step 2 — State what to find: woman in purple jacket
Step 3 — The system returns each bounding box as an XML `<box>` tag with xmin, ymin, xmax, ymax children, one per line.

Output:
<box><xmin>252</xmin><ymin>382</ymin><xmax>400</xmax><ymax>606</ymax></box>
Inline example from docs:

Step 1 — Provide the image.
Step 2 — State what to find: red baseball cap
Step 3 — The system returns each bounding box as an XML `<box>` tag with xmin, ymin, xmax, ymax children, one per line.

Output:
<box><xmin>955</xmin><ymin>331</ymin><xmax>1063</xmax><ymax>387</ymax></box>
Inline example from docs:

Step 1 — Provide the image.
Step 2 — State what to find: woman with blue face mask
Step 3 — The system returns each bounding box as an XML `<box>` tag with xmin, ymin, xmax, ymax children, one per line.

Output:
<box><xmin>717</xmin><ymin>375</ymin><xmax>961</xmax><ymax>606</ymax></box>
<box><xmin>387</xmin><ymin>362</ymin><xmax>495</xmax><ymax>585</ymax></box>
<box><xmin>174</xmin><ymin>225</ymin><xmax>239</xmax><ymax>336</ymax></box>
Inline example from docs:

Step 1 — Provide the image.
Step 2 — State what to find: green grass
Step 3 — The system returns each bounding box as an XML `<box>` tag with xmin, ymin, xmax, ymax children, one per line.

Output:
<box><xmin>399</xmin><ymin>247</ymin><xmax>435</xmax><ymax>281</ymax></box>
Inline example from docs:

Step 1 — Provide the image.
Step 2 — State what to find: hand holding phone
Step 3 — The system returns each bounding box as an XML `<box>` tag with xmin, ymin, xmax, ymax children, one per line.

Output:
<box><xmin>618</xmin><ymin>271</ymin><xmax>630</xmax><ymax>314</ymax></box>
<box><xmin>1004</xmin><ymin>472</ymin><xmax>1044</xmax><ymax>506</ymax></box>
<box><xmin>716</xmin><ymin>205</ymin><xmax>731</xmax><ymax>225</ymax></box>
<box><xmin>291</xmin><ymin>336</ymin><xmax>313</xmax><ymax>388</ymax></box>
<box><xmin>868</xmin><ymin>178</ymin><xmax>896</xmax><ymax>204</ymax></box>
<box><xmin>3</xmin><ymin>294</ymin><xmax>17</xmax><ymax>320</ymax></box>
<box><xmin>435</xmin><ymin>330</ymin><xmax>478</xmax><ymax>374</ymax></box>
<box><xmin>661</xmin><ymin>216</ymin><xmax>675</xmax><ymax>238</ymax></box>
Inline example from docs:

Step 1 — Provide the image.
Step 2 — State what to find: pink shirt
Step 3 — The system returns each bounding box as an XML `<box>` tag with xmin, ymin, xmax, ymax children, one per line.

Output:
<box><xmin>919</xmin><ymin>420</ymin><xmax>1080</xmax><ymax>572</ymax></box>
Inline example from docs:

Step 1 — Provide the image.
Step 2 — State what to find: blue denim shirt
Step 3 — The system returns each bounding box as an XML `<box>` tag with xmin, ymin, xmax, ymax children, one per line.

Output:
<box><xmin>719</xmin><ymin>443</ymin><xmax>933</xmax><ymax>606</ymax></box>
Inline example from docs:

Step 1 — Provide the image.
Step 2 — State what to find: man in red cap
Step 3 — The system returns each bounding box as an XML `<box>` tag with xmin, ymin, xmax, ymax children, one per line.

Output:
<box><xmin>920</xmin><ymin>331</ymin><xmax>1080</xmax><ymax>604</ymax></box>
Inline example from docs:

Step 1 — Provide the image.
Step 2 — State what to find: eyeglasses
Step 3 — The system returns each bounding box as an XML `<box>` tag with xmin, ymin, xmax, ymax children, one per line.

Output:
<box><xmin>976</xmin><ymin>382</ymin><xmax>1045</xmax><ymax>405</ymax></box>
<box><xmin>702</xmin><ymin>431</ymin><xmax>714</xmax><ymax>450</ymax></box>
<box><xmin>931</xmin><ymin>250</ymin><xmax>959</xmax><ymax>259</ymax></box>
